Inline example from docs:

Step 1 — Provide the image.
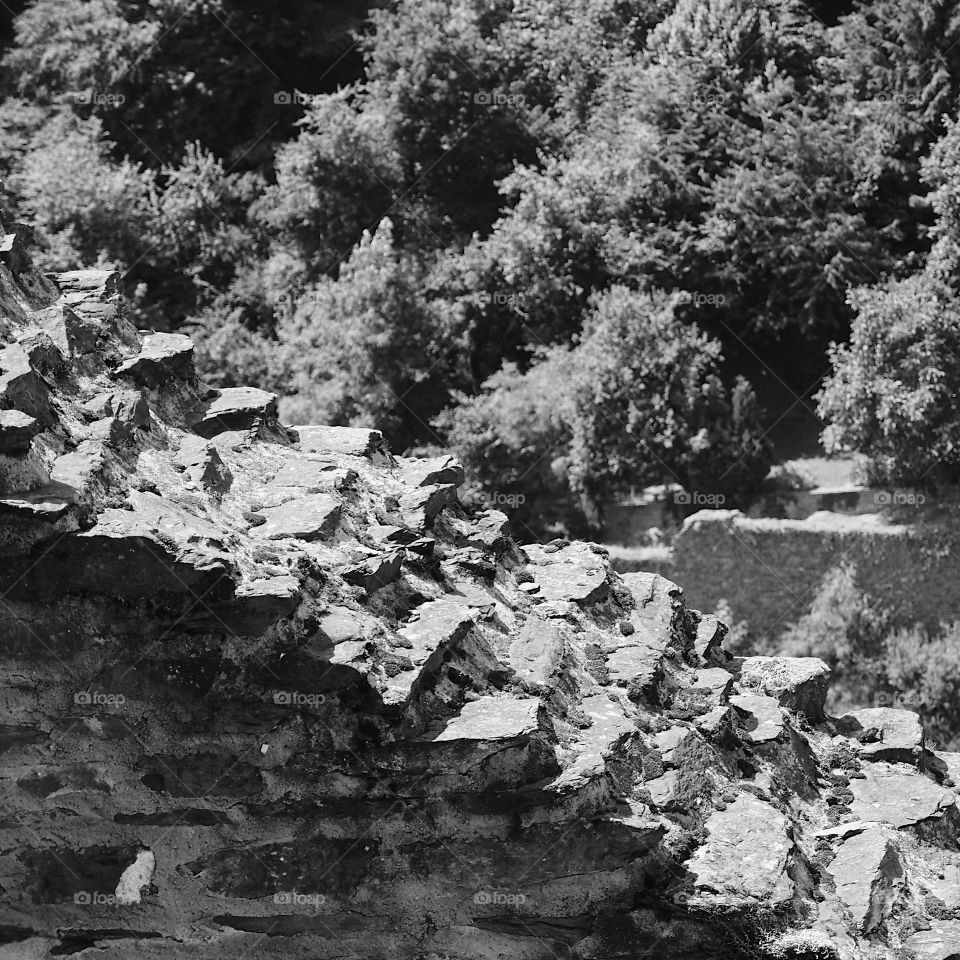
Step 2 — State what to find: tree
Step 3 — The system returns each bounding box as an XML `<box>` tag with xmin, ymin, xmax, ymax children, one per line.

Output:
<box><xmin>3</xmin><ymin>0</ymin><xmax>373</xmax><ymax>166</ymax></box>
<box><xmin>274</xmin><ymin>219</ymin><xmax>462</xmax><ymax>452</ymax></box>
<box><xmin>818</xmin><ymin>273</ymin><xmax>960</xmax><ymax>486</ymax></box>
<box><xmin>439</xmin><ymin>286</ymin><xmax>771</xmax><ymax>534</ymax></box>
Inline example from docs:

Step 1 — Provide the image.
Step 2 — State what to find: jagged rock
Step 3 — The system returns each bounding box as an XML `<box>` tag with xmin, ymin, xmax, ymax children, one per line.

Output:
<box><xmin>838</xmin><ymin>706</ymin><xmax>925</xmax><ymax>765</ymax></box>
<box><xmin>0</xmin><ymin>230</ymin><xmax>27</xmax><ymax>273</ymax></box>
<box><xmin>0</xmin><ymin>409</ymin><xmax>39</xmax><ymax>454</ymax></box>
<box><xmin>0</xmin><ymin>482</ymin><xmax>74</xmax><ymax>520</ymax></box>
<box><xmin>35</xmin><ymin>302</ymin><xmax>96</xmax><ymax>357</ymax></box>
<box><xmin>174</xmin><ymin>434</ymin><xmax>232</xmax><ymax>493</ymax></box>
<box><xmin>387</xmin><ymin>597</ymin><xmax>477</xmax><ymax>704</ymax></box>
<box><xmin>730</xmin><ymin>693</ymin><xmax>786</xmax><ymax>743</ymax></box>
<box><xmin>694</xmin><ymin>613</ymin><xmax>725</xmax><ymax>664</ymax></box>
<box><xmin>222</xmin><ymin>574</ymin><xmax>301</xmax><ymax>634</ymax></box>
<box><xmin>0</xmin><ymin>342</ymin><xmax>51</xmax><ymax>423</ymax></box>
<box><xmin>114</xmin><ymin>331</ymin><xmax>194</xmax><ymax>386</ymax></box>
<box><xmin>81</xmin><ymin>389</ymin><xmax>149</xmax><ymax>430</ymax></box>
<box><xmin>194</xmin><ymin>386</ymin><xmax>278</xmax><ymax>438</ymax></box>
<box><xmin>433</xmin><ymin>696</ymin><xmax>543</xmax><ymax>742</ymax></box>
<box><xmin>49</xmin><ymin>440</ymin><xmax>105</xmax><ymax>501</ymax></box>
<box><xmin>737</xmin><ymin>655</ymin><xmax>830</xmax><ymax>721</ymax></box>
<box><xmin>294</xmin><ymin>423</ymin><xmax>388</xmax><ymax>458</ymax></box>
<box><xmin>523</xmin><ymin>541</ymin><xmax>609</xmax><ymax>604</ymax></box>
<box><xmin>0</xmin><ymin>493</ymin><xmax>234</xmax><ymax>600</ymax></box>
<box><xmin>17</xmin><ymin>328</ymin><xmax>64</xmax><ymax>378</ymax></box>
<box><xmin>507</xmin><ymin>618</ymin><xmax>566</xmax><ymax>686</ymax></box>
<box><xmin>827</xmin><ymin>826</ymin><xmax>903</xmax><ymax>933</ymax></box>
<box><xmin>249</xmin><ymin>492</ymin><xmax>341</xmax><ymax>541</ymax></box>
<box><xmin>687</xmin><ymin>667</ymin><xmax>734</xmax><ymax>708</ymax></box>
<box><xmin>342</xmin><ymin>549</ymin><xmax>403</xmax><ymax>593</ymax></box>
<box><xmin>399</xmin><ymin>482</ymin><xmax>458</xmax><ymax>528</ymax></box>
<box><xmin>687</xmin><ymin>793</ymin><xmax>794</xmax><ymax>908</ymax></box>
<box><xmin>850</xmin><ymin>763</ymin><xmax>958</xmax><ymax>830</ymax></box>
<box><xmin>905</xmin><ymin>922</ymin><xmax>960</xmax><ymax>960</ymax></box>
<box><xmin>271</xmin><ymin>458</ymin><xmax>356</xmax><ymax>494</ymax></box>
<box><xmin>925</xmin><ymin>864</ymin><xmax>960</xmax><ymax>909</ymax></box>
<box><xmin>0</xmin><ymin>255</ymin><xmax>957</xmax><ymax>960</ymax></box>
<box><xmin>398</xmin><ymin>454</ymin><xmax>465</xmax><ymax>488</ymax></box>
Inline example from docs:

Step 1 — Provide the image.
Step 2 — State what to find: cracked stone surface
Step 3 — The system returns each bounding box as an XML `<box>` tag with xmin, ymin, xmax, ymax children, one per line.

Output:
<box><xmin>1</xmin><ymin>241</ymin><xmax>960</xmax><ymax>958</ymax></box>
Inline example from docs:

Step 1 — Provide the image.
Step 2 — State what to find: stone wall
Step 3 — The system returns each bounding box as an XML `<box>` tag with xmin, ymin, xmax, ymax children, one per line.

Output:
<box><xmin>3</xmin><ymin>234</ymin><xmax>960</xmax><ymax>958</ymax></box>
<box><xmin>672</xmin><ymin>509</ymin><xmax>960</xmax><ymax>642</ymax></box>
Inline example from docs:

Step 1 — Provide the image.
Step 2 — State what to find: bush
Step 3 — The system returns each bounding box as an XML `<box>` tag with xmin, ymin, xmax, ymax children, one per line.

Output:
<box><xmin>817</xmin><ymin>274</ymin><xmax>960</xmax><ymax>487</ymax></box>
<box><xmin>438</xmin><ymin>286</ymin><xmax>771</xmax><ymax>535</ymax></box>
<box><xmin>435</xmin><ymin>353</ymin><xmax>578</xmax><ymax>539</ymax></box>
<box><xmin>885</xmin><ymin>621</ymin><xmax>960</xmax><ymax>750</ymax></box>
<box><xmin>778</xmin><ymin>562</ymin><xmax>894</xmax><ymax>711</ymax></box>
<box><xmin>774</xmin><ymin>560</ymin><xmax>960</xmax><ymax>748</ymax></box>
<box><xmin>273</xmin><ymin>219</ymin><xmax>461</xmax><ymax>453</ymax></box>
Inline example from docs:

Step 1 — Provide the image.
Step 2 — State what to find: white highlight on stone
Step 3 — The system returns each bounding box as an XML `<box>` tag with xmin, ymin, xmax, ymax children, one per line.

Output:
<box><xmin>114</xmin><ymin>849</ymin><xmax>155</xmax><ymax>904</ymax></box>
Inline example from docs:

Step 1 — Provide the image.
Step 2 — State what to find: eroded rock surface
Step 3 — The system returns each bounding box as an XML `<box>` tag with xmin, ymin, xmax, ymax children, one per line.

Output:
<box><xmin>0</xmin><ymin>244</ymin><xmax>959</xmax><ymax>958</ymax></box>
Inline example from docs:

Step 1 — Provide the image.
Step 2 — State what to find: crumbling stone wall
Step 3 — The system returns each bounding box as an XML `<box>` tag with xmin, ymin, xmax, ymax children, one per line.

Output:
<box><xmin>1</xmin><ymin>237</ymin><xmax>960</xmax><ymax>958</ymax></box>
<box><xmin>671</xmin><ymin>509</ymin><xmax>960</xmax><ymax>643</ymax></box>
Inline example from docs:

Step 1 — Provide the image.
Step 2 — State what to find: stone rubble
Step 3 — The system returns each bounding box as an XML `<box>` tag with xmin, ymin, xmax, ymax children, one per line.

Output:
<box><xmin>0</xmin><ymin>232</ymin><xmax>958</xmax><ymax>958</ymax></box>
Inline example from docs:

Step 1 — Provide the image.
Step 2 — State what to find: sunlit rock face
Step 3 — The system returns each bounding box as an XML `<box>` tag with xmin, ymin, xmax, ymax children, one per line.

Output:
<box><xmin>0</xmin><ymin>230</ymin><xmax>959</xmax><ymax>959</ymax></box>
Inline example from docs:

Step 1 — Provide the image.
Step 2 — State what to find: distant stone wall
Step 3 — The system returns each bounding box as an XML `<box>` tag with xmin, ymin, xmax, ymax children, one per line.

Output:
<box><xmin>671</xmin><ymin>509</ymin><xmax>960</xmax><ymax>642</ymax></box>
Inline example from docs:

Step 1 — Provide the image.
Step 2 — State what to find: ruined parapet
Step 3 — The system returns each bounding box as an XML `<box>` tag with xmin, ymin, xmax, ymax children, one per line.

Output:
<box><xmin>0</xmin><ymin>251</ymin><xmax>959</xmax><ymax>959</ymax></box>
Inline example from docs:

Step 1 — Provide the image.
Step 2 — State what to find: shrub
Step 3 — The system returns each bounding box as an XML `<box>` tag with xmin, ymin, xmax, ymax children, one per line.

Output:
<box><xmin>438</xmin><ymin>286</ymin><xmax>771</xmax><ymax>535</ymax></box>
<box><xmin>778</xmin><ymin>562</ymin><xmax>893</xmax><ymax>711</ymax></box>
<box><xmin>817</xmin><ymin>274</ymin><xmax>960</xmax><ymax>487</ymax></box>
<box><xmin>273</xmin><ymin>219</ymin><xmax>461</xmax><ymax>453</ymax></box>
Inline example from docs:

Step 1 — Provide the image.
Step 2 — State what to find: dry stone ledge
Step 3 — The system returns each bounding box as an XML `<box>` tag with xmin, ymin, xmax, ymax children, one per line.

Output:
<box><xmin>248</xmin><ymin>492</ymin><xmax>342</xmax><ymax>541</ymax></box>
<box><xmin>293</xmin><ymin>422</ymin><xmax>389</xmax><ymax>458</ymax></box>
<box><xmin>113</xmin><ymin>330</ymin><xmax>194</xmax><ymax>386</ymax></box>
<box><xmin>193</xmin><ymin>385</ymin><xmax>279</xmax><ymax>437</ymax></box>
<box><xmin>837</xmin><ymin>706</ymin><xmax>925</xmax><ymax>765</ymax></box>
<box><xmin>686</xmin><ymin>793</ymin><xmax>795</xmax><ymax>908</ymax></box>
<box><xmin>736</xmin><ymin>655</ymin><xmax>831</xmax><ymax>721</ymax></box>
<box><xmin>0</xmin><ymin>407</ymin><xmax>39</xmax><ymax>453</ymax></box>
<box><xmin>850</xmin><ymin>763</ymin><xmax>958</xmax><ymax>830</ymax></box>
<box><xmin>827</xmin><ymin>826</ymin><xmax>903</xmax><ymax>933</ymax></box>
<box><xmin>1</xmin><ymin>245</ymin><xmax>960</xmax><ymax>958</ymax></box>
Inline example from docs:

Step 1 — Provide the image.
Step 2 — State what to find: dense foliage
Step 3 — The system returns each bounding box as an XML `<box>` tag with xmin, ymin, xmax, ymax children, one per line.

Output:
<box><xmin>744</xmin><ymin>562</ymin><xmax>960</xmax><ymax>750</ymax></box>
<box><xmin>6</xmin><ymin>0</ymin><xmax>960</xmax><ymax>527</ymax></box>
